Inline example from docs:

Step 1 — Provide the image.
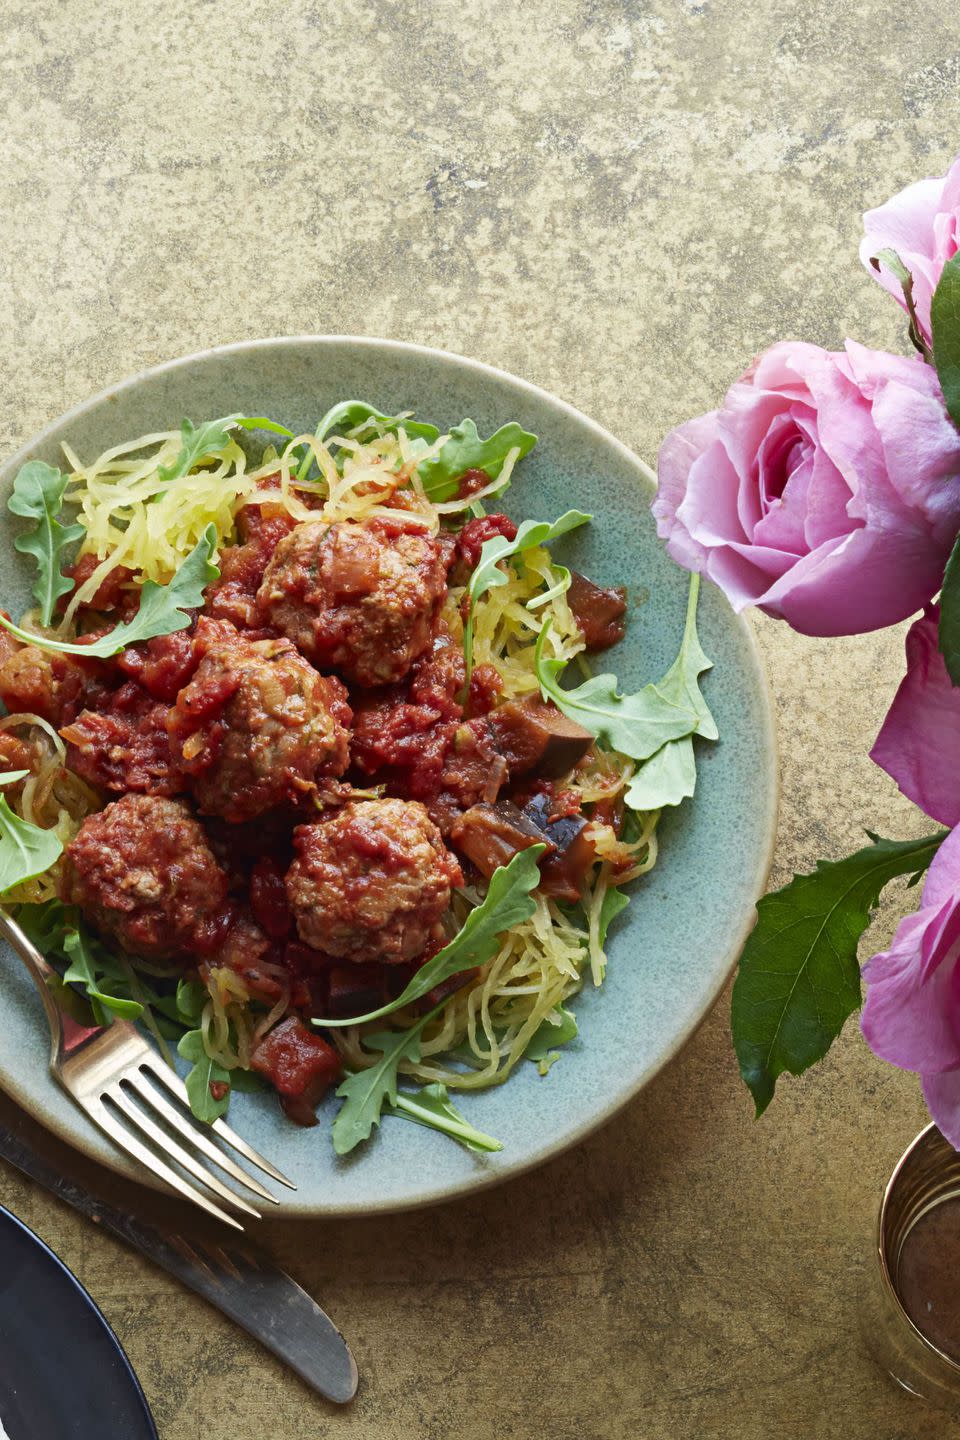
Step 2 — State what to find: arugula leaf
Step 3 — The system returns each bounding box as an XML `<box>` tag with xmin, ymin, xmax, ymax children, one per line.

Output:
<box><xmin>463</xmin><ymin>510</ymin><xmax>591</xmax><ymax>695</ymax></box>
<box><xmin>625</xmin><ymin>575</ymin><xmax>717</xmax><ymax>809</ymax></box>
<box><xmin>626</xmin><ymin>737</ymin><xmax>695</xmax><ymax>810</ymax></box>
<box><xmin>535</xmin><ymin>622</ymin><xmax>697</xmax><ymax>763</ymax></box>
<box><xmin>931</xmin><ymin>252</ymin><xmax>960</xmax><ymax>429</ymax></box>
<box><xmin>174</xmin><ymin>977</ymin><xmax>207</xmax><ymax>1025</ymax></box>
<box><xmin>8</xmin><ymin>461</ymin><xmax>85</xmax><ymax>626</ymax></box>
<box><xmin>314</xmin><ymin>845</ymin><xmax>545</xmax><ymax>1030</ymax></box>
<box><xmin>316</xmin><ymin>400</ymin><xmax>440</xmax><ymax>445</ymax></box>
<box><xmin>869</xmin><ymin>248</ymin><xmax>931</xmax><ymax>357</ymax></box>
<box><xmin>227</xmin><ymin>1067</ymin><xmax>268</xmax><ymax>1094</ymax></box>
<box><xmin>177</xmin><ymin>1029</ymin><xmax>231</xmax><ymax>1123</ymax></box>
<box><xmin>15</xmin><ymin>897</ymin><xmax>69</xmax><ymax>951</ymax></box>
<box><xmin>386</xmin><ymin>1081</ymin><xmax>502</xmax><ymax>1152</ymax></box>
<box><xmin>0</xmin><ymin>798</ymin><xmax>63</xmax><ymax>895</ymax></box>
<box><xmin>294</xmin><ymin>402</ymin><xmax>441</xmax><ymax>484</ymax></box>
<box><xmin>525</xmin><ymin>1005</ymin><xmax>578</xmax><ymax>1063</ymax></box>
<box><xmin>16</xmin><ymin>901</ymin><xmax>199</xmax><ymax>1053</ymax></box>
<box><xmin>156</xmin><ymin>416</ymin><xmax>241</xmax><ymax>486</ymax></box>
<box><xmin>597</xmin><ymin>887</ymin><xmax>629</xmax><ymax>948</ymax></box>
<box><xmin>731</xmin><ymin>830</ymin><xmax>946</xmax><ymax>1116</ymax></box>
<box><xmin>418</xmin><ymin>419</ymin><xmax>537</xmax><ymax>502</ymax></box>
<box><xmin>62</xmin><ymin>928</ymin><xmax>143</xmax><ymax>1021</ymax></box>
<box><xmin>0</xmin><ymin>525</ymin><xmax>220</xmax><ymax>660</ymax></box>
<box><xmin>233</xmin><ymin>416</ymin><xmax>295</xmax><ymax>439</ymax></box>
<box><xmin>939</xmin><ymin>534</ymin><xmax>960</xmax><ymax>686</ymax></box>
<box><xmin>332</xmin><ymin>1008</ymin><xmax>437</xmax><ymax>1155</ymax></box>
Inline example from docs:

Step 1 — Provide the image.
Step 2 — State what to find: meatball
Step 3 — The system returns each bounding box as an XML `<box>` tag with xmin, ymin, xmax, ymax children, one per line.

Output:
<box><xmin>62</xmin><ymin>685</ymin><xmax>183</xmax><ymax>797</ymax></box>
<box><xmin>166</xmin><ymin>635</ymin><xmax>352</xmax><ymax>822</ymax></box>
<box><xmin>256</xmin><ymin>517</ymin><xmax>451</xmax><ymax>686</ymax></box>
<box><xmin>0</xmin><ymin>642</ymin><xmax>108</xmax><ymax>728</ymax></box>
<box><xmin>65</xmin><ymin>794</ymin><xmax>228</xmax><ymax>960</ymax></box>
<box><xmin>286</xmin><ymin>797</ymin><xmax>462</xmax><ymax>964</ymax></box>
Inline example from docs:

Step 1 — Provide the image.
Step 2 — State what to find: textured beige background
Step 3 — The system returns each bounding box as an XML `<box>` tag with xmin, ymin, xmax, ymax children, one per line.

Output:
<box><xmin>2</xmin><ymin>1</ymin><xmax>959</xmax><ymax>1436</ymax></box>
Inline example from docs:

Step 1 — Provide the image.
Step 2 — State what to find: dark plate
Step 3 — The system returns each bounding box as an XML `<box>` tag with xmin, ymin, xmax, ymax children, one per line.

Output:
<box><xmin>0</xmin><ymin>1204</ymin><xmax>156</xmax><ymax>1439</ymax></box>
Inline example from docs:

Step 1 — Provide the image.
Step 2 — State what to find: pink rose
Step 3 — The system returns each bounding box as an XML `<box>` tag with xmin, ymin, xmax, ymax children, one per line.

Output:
<box><xmin>653</xmin><ymin>340</ymin><xmax>960</xmax><ymax>636</ymax></box>
<box><xmin>871</xmin><ymin>605</ymin><xmax>960</xmax><ymax>827</ymax></box>
<box><xmin>861</xmin><ymin>153</ymin><xmax>960</xmax><ymax>348</ymax></box>
<box><xmin>862</xmin><ymin>825</ymin><xmax>960</xmax><ymax>1148</ymax></box>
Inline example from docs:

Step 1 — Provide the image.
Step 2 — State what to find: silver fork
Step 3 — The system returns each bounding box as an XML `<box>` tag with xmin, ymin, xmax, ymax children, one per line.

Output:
<box><xmin>0</xmin><ymin>909</ymin><xmax>295</xmax><ymax>1230</ymax></box>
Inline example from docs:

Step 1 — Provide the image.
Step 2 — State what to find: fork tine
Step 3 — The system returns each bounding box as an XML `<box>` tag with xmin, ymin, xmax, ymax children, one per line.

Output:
<box><xmin>105</xmin><ymin>1084</ymin><xmax>262</xmax><ymax>1220</ymax></box>
<box><xmin>90</xmin><ymin>1098</ymin><xmax>244</xmax><ymax>1231</ymax></box>
<box><xmin>142</xmin><ymin>1058</ymin><xmax>297</xmax><ymax>1189</ymax></box>
<box><xmin>209</xmin><ymin>1117</ymin><xmax>297</xmax><ymax>1189</ymax></box>
<box><xmin>133</xmin><ymin>1067</ymin><xmax>278</xmax><ymax>1204</ymax></box>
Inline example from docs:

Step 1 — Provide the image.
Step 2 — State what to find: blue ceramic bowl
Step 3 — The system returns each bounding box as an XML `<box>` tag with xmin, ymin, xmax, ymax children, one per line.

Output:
<box><xmin>0</xmin><ymin>338</ymin><xmax>777</xmax><ymax>1216</ymax></box>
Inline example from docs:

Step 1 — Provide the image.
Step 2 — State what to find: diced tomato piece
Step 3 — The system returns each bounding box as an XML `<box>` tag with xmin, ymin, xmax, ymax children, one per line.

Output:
<box><xmin>251</xmin><ymin>1017</ymin><xmax>342</xmax><ymax>1127</ymax></box>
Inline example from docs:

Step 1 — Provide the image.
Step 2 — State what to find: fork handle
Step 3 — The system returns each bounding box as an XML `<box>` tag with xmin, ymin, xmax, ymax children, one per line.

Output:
<box><xmin>0</xmin><ymin>908</ymin><xmax>104</xmax><ymax>1065</ymax></box>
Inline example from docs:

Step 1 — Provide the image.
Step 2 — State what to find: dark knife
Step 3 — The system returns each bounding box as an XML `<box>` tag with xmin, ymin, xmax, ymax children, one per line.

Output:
<box><xmin>0</xmin><ymin>1121</ymin><xmax>358</xmax><ymax>1404</ymax></box>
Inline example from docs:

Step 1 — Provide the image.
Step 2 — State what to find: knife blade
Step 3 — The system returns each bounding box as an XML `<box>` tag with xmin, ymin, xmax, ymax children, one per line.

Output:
<box><xmin>0</xmin><ymin>1120</ymin><xmax>358</xmax><ymax>1404</ymax></box>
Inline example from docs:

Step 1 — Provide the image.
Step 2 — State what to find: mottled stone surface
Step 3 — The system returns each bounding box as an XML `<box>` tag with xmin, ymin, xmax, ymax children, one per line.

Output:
<box><xmin>2</xmin><ymin>1</ymin><xmax>959</xmax><ymax>1435</ymax></box>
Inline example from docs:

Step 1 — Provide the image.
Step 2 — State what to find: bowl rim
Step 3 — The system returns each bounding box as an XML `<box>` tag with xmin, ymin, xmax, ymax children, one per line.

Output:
<box><xmin>0</xmin><ymin>335</ymin><xmax>780</xmax><ymax>1215</ymax></box>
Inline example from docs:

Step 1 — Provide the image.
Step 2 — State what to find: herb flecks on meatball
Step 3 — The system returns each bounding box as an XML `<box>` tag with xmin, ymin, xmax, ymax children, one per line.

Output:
<box><xmin>65</xmin><ymin>794</ymin><xmax>228</xmax><ymax>961</ymax></box>
<box><xmin>256</xmin><ymin>516</ymin><xmax>451</xmax><ymax>687</ymax></box>
<box><xmin>285</xmin><ymin>797</ymin><xmax>462</xmax><ymax>964</ymax></box>
<box><xmin>167</xmin><ymin>634</ymin><xmax>351</xmax><ymax>822</ymax></box>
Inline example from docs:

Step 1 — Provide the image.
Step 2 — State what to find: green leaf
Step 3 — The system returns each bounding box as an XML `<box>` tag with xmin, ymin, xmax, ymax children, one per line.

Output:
<box><xmin>525</xmin><ymin>1005</ymin><xmax>578</xmax><ymax>1063</ymax></box>
<box><xmin>869</xmin><ymin>247</ymin><xmax>931</xmax><ymax>357</ymax></box>
<box><xmin>316</xmin><ymin>400</ymin><xmax>440</xmax><ymax>445</ymax></box>
<box><xmin>156</xmin><ymin>416</ymin><xmax>241</xmax><ymax>486</ymax></box>
<box><xmin>15</xmin><ymin>897</ymin><xmax>69</xmax><ymax>951</ymax></box>
<box><xmin>418</xmin><ymin>419</ymin><xmax>537</xmax><ymax>501</ymax></box>
<box><xmin>0</xmin><ymin>525</ymin><xmax>220</xmax><ymax>660</ymax></box>
<box><xmin>234</xmin><ymin>416</ymin><xmax>295</xmax><ymax>438</ymax></box>
<box><xmin>626</xmin><ymin>736</ymin><xmax>695</xmax><ymax>810</ymax></box>
<box><xmin>62</xmin><ymin>927</ymin><xmax>143</xmax><ymax>1021</ymax></box>
<box><xmin>939</xmin><ymin>532</ymin><xmax>960</xmax><ymax>686</ymax></box>
<box><xmin>226</xmin><ymin>1067</ymin><xmax>268</xmax><ymax>1094</ymax></box>
<box><xmin>931</xmin><ymin>252</ymin><xmax>960</xmax><ymax>429</ymax></box>
<box><xmin>625</xmin><ymin>575</ymin><xmax>717</xmax><ymax>809</ymax></box>
<box><xmin>731</xmin><ymin>830</ymin><xmax>946</xmax><ymax>1117</ymax></box>
<box><xmin>534</xmin><ymin>622</ymin><xmax>697</xmax><ymax>762</ymax></box>
<box><xmin>0</xmin><ymin>797</ymin><xmax>62</xmax><ymax>895</ymax></box>
<box><xmin>8</xmin><ymin>460</ymin><xmax>85</xmax><ymax>626</ymax></box>
<box><xmin>385</xmin><ymin>1082</ymin><xmax>503</xmax><ymax>1152</ymax></box>
<box><xmin>174</xmin><ymin>977</ymin><xmax>207</xmax><ymax>1025</ymax></box>
<box><xmin>314</xmin><ymin>845</ymin><xmax>546</xmax><ymax>1030</ymax></box>
<box><xmin>597</xmin><ymin>886</ymin><xmax>629</xmax><ymax>948</ymax></box>
<box><xmin>294</xmin><ymin>402</ymin><xmax>441</xmax><ymax>483</ymax></box>
<box><xmin>332</xmin><ymin>1010</ymin><xmax>435</xmax><ymax>1155</ymax></box>
<box><xmin>463</xmin><ymin>510</ymin><xmax>591</xmax><ymax>694</ymax></box>
<box><xmin>177</xmin><ymin>1029</ymin><xmax>231</xmax><ymax>1123</ymax></box>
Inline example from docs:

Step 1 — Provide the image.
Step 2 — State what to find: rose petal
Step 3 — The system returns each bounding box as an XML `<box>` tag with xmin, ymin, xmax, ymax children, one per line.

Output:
<box><xmin>871</xmin><ymin>608</ymin><xmax>960</xmax><ymax>828</ymax></box>
<box><xmin>862</xmin><ymin>901</ymin><xmax>960</xmax><ymax>1073</ymax></box>
<box><xmin>801</xmin><ymin>437</ymin><xmax>854</xmax><ymax>550</ymax></box>
<box><xmin>860</xmin><ymin>171</ymin><xmax>948</xmax><ymax>341</ymax></box>
<box><xmin>922</xmin><ymin>1067</ymin><xmax>960</xmax><ymax>1149</ymax></box>
<box><xmin>755</xmin><ymin>520</ymin><xmax>940</xmax><ymax>635</ymax></box>
<box><xmin>922</xmin><ymin>820</ymin><xmax>960</xmax><ymax>909</ymax></box>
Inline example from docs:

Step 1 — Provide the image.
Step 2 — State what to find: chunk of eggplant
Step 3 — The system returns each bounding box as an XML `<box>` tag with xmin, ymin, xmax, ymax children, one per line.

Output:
<box><xmin>450</xmin><ymin>799</ymin><xmax>554</xmax><ymax>878</ymax></box>
<box><xmin>522</xmin><ymin>793</ymin><xmax>597</xmax><ymax>901</ymax></box>
<box><xmin>451</xmin><ymin>795</ymin><xmax>597</xmax><ymax>902</ymax></box>
<box><xmin>488</xmin><ymin>697</ymin><xmax>593</xmax><ymax>779</ymax></box>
